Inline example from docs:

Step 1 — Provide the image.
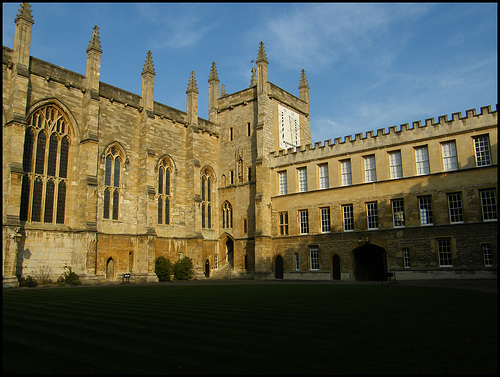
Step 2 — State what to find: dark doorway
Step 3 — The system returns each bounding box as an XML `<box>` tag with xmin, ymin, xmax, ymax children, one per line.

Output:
<box><xmin>332</xmin><ymin>254</ymin><xmax>341</xmax><ymax>280</ymax></box>
<box><xmin>226</xmin><ymin>238</ymin><xmax>234</xmax><ymax>268</ymax></box>
<box><xmin>106</xmin><ymin>257</ymin><xmax>114</xmax><ymax>280</ymax></box>
<box><xmin>204</xmin><ymin>259</ymin><xmax>210</xmax><ymax>278</ymax></box>
<box><xmin>353</xmin><ymin>243</ymin><xmax>386</xmax><ymax>281</ymax></box>
<box><xmin>275</xmin><ymin>255</ymin><xmax>284</xmax><ymax>279</ymax></box>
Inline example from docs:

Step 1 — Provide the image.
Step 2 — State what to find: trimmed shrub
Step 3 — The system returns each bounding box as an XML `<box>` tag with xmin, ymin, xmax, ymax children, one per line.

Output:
<box><xmin>18</xmin><ymin>275</ymin><xmax>38</xmax><ymax>287</ymax></box>
<box><xmin>155</xmin><ymin>256</ymin><xmax>173</xmax><ymax>281</ymax></box>
<box><xmin>173</xmin><ymin>256</ymin><xmax>193</xmax><ymax>280</ymax></box>
<box><xmin>57</xmin><ymin>266</ymin><xmax>82</xmax><ymax>285</ymax></box>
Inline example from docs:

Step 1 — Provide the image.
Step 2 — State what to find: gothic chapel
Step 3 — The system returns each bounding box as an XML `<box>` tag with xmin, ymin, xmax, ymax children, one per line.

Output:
<box><xmin>3</xmin><ymin>4</ymin><xmax>497</xmax><ymax>287</ymax></box>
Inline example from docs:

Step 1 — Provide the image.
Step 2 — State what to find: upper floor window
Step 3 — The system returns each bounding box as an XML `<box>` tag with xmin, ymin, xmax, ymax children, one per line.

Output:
<box><xmin>278</xmin><ymin>171</ymin><xmax>287</xmax><ymax>195</ymax></box>
<box><xmin>103</xmin><ymin>145</ymin><xmax>124</xmax><ymax>220</ymax></box>
<box><xmin>201</xmin><ymin>167</ymin><xmax>214</xmax><ymax>228</ymax></box>
<box><xmin>364</xmin><ymin>155</ymin><xmax>377</xmax><ymax>183</ymax></box>
<box><xmin>279</xmin><ymin>212</ymin><xmax>289</xmax><ymax>235</ymax></box>
<box><xmin>340</xmin><ymin>159</ymin><xmax>352</xmax><ymax>186</ymax></box>
<box><xmin>388</xmin><ymin>150</ymin><xmax>403</xmax><ymax>179</ymax></box>
<box><xmin>318</xmin><ymin>163</ymin><xmax>329</xmax><ymax>189</ymax></box>
<box><xmin>299</xmin><ymin>210</ymin><xmax>309</xmax><ymax>234</ymax></box>
<box><xmin>158</xmin><ymin>157</ymin><xmax>173</xmax><ymax>225</ymax></box>
<box><xmin>441</xmin><ymin>141</ymin><xmax>458</xmax><ymax>172</ymax></box>
<box><xmin>392</xmin><ymin>198</ymin><xmax>405</xmax><ymax>228</ymax></box>
<box><xmin>415</xmin><ymin>146</ymin><xmax>430</xmax><ymax>175</ymax></box>
<box><xmin>480</xmin><ymin>189</ymin><xmax>497</xmax><ymax>222</ymax></box>
<box><xmin>366</xmin><ymin>202</ymin><xmax>378</xmax><ymax>230</ymax></box>
<box><xmin>342</xmin><ymin>204</ymin><xmax>354</xmax><ymax>232</ymax></box>
<box><xmin>298</xmin><ymin>167</ymin><xmax>308</xmax><ymax>192</ymax></box>
<box><xmin>20</xmin><ymin>105</ymin><xmax>71</xmax><ymax>224</ymax></box>
<box><xmin>473</xmin><ymin>135</ymin><xmax>491</xmax><ymax>167</ymax></box>
<box><xmin>418</xmin><ymin>195</ymin><xmax>433</xmax><ymax>226</ymax></box>
<box><xmin>447</xmin><ymin>192</ymin><xmax>464</xmax><ymax>224</ymax></box>
<box><xmin>320</xmin><ymin>207</ymin><xmax>331</xmax><ymax>233</ymax></box>
<box><xmin>222</xmin><ymin>201</ymin><xmax>233</xmax><ymax>229</ymax></box>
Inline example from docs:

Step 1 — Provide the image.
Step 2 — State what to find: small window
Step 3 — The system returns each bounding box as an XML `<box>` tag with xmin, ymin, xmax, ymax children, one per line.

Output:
<box><xmin>294</xmin><ymin>253</ymin><xmax>300</xmax><ymax>271</ymax></box>
<box><xmin>229</xmin><ymin>127</ymin><xmax>233</xmax><ymax>141</ymax></box>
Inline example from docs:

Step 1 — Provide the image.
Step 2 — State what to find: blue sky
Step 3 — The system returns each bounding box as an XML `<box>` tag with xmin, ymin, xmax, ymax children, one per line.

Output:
<box><xmin>3</xmin><ymin>2</ymin><xmax>497</xmax><ymax>143</ymax></box>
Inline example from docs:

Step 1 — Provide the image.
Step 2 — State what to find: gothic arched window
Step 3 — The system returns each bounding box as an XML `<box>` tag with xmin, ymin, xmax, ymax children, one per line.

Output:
<box><xmin>103</xmin><ymin>144</ymin><xmax>124</xmax><ymax>220</ymax></box>
<box><xmin>20</xmin><ymin>105</ymin><xmax>71</xmax><ymax>224</ymax></box>
<box><xmin>201</xmin><ymin>167</ymin><xmax>214</xmax><ymax>229</ymax></box>
<box><xmin>222</xmin><ymin>201</ymin><xmax>233</xmax><ymax>229</ymax></box>
<box><xmin>158</xmin><ymin>157</ymin><xmax>173</xmax><ymax>225</ymax></box>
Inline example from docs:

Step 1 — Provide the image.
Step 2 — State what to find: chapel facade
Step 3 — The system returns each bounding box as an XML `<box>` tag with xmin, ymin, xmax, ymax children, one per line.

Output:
<box><xmin>2</xmin><ymin>4</ymin><xmax>497</xmax><ymax>287</ymax></box>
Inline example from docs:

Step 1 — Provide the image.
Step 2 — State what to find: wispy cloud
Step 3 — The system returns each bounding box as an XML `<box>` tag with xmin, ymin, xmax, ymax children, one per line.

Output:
<box><xmin>137</xmin><ymin>4</ymin><xmax>216</xmax><ymax>49</ymax></box>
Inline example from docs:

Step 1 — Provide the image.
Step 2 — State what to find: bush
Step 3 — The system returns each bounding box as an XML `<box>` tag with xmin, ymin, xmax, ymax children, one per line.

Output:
<box><xmin>57</xmin><ymin>266</ymin><xmax>81</xmax><ymax>285</ymax></box>
<box><xmin>18</xmin><ymin>275</ymin><xmax>38</xmax><ymax>287</ymax></box>
<box><xmin>155</xmin><ymin>256</ymin><xmax>173</xmax><ymax>281</ymax></box>
<box><xmin>173</xmin><ymin>256</ymin><xmax>193</xmax><ymax>280</ymax></box>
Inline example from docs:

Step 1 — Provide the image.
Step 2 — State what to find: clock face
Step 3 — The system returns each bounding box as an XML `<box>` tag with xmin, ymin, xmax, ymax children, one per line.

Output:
<box><xmin>278</xmin><ymin>104</ymin><xmax>300</xmax><ymax>149</ymax></box>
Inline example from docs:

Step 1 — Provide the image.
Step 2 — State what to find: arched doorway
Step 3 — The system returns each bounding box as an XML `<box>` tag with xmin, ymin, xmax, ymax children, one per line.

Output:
<box><xmin>226</xmin><ymin>238</ymin><xmax>234</xmax><ymax>268</ymax></box>
<box><xmin>332</xmin><ymin>254</ymin><xmax>341</xmax><ymax>280</ymax></box>
<box><xmin>204</xmin><ymin>259</ymin><xmax>210</xmax><ymax>278</ymax></box>
<box><xmin>353</xmin><ymin>243</ymin><xmax>386</xmax><ymax>281</ymax></box>
<box><xmin>106</xmin><ymin>257</ymin><xmax>114</xmax><ymax>280</ymax></box>
<box><xmin>275</xmin><ymin>255</ymin><xmax>284</xmax><ymax>279</ymax></box>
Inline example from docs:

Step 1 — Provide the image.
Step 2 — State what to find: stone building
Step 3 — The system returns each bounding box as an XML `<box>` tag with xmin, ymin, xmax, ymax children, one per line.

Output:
<box><xmin>3</xmin><ymin>3</ymin><xmax>497</xmax><ymax>287</ymax></box>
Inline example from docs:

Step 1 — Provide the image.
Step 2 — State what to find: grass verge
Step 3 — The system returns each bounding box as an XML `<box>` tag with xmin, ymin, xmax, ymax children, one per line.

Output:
<box><xmin>3</xmin><ymin>283</ymin><xmax>497</xmax><ymax>374</ymax></box>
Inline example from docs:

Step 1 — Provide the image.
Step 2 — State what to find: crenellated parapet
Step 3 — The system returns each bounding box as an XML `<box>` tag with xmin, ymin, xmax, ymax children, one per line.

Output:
<box><xmin>270</xmin><ymin>105</ymin><xmax>498</xmax><ymax>165</ymax></box>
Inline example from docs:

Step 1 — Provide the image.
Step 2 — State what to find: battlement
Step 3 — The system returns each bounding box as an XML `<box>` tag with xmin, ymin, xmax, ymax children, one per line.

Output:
<box><xmin>270</xmin><ymin>105</ymin><xmax>498</xmax><ymax>164</ymax></box>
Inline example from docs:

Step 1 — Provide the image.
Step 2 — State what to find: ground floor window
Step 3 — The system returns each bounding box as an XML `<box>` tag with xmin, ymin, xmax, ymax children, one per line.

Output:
<box><xmin>294</xmin><ymin>253</ymin><xmax>299</xmax><ymax>271</ymax></box>
<box><xmin>403</xmin><ymin>247</ymin><xmax>410</xmax><ymax>268</ymax></box>
<box><xmin>310</xmin><ymin>246</ymin><xmax>319</xmax><ymax>270</ymax></box>
<box><xmin>482</xmin><ymin>244</ymin><xmax>492</xmax><ymax>267</ymax></box>
<box><xmin>437</xmin><ymin>239</ymin><xmax>452</xmax><ymax>267</ymax></box>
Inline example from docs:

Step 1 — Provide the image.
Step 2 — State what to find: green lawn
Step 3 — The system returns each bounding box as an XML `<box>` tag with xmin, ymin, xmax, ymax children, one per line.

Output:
<box><xmin>3</xmin><ymin>283</ymin><xmax>497</xmax><ymax>374</ymax></box>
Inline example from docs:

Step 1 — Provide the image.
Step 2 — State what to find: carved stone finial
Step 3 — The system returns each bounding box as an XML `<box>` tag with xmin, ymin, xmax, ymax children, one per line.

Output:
<box><xmin>221</xmin><ymin>84</ymin><xmax>227</xmax><ymax>97</ymax></box>
<box><xmin>186</xmin><ymin>71</ymin><xmax>198</xmax><ymax>93</ymax></box>
<box><xmin>142</xmin><ymin>50</ymin><xmax>155</xmax><ymax>75</ymax></box>
<box><xmin>250</xmin><ymin>66</ymin><xmax>257</xmax><ymax>87</ymax></box>
<box><xmin>208</xmin><ymin>61</ymin><xmax>219</xmax><ymax>82</ymax></box>
<box><xmin>299</xmin><ymin>69</ymin><xmax>309</xmax><ymax>89</ymax></box>
<box><xmin>15</xmin><ymin>2</ymin><xmax>34</xmax><ymax>24</ymax></box>
<box><xmin>256</xmin><ymin>41</ymin><xmax>268</xmax><ymax>64</ymax></box>
<box><xmin>86</xmin><ymin>25</ymin><xmax>102</xmax><ymax>53</ymax></box>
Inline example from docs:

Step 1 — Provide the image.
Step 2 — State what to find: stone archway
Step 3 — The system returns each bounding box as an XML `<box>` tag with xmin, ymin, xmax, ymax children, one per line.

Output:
<box><xmin>106</xmin><ymin>257</ymin><xmax>114</xmax><ymax>280</ymax></box>
<box><xmin>204</xmin><ymin>259</ymin><xmax>210</xmax><ymax>278</ymax></box>
<box><xmin>275</xmin><ymin>255</ymin><xmax>284</xmax><ymax>279</ymax></box>
<box><xmin>353</xmin><ymin>243</ymin><xmax>387</xmax><ymax>281</ymax></box>
<box><xmin>226</xmin><ymin>238</ymin><xmax>234</xmax><ymax>268</ymax></box>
